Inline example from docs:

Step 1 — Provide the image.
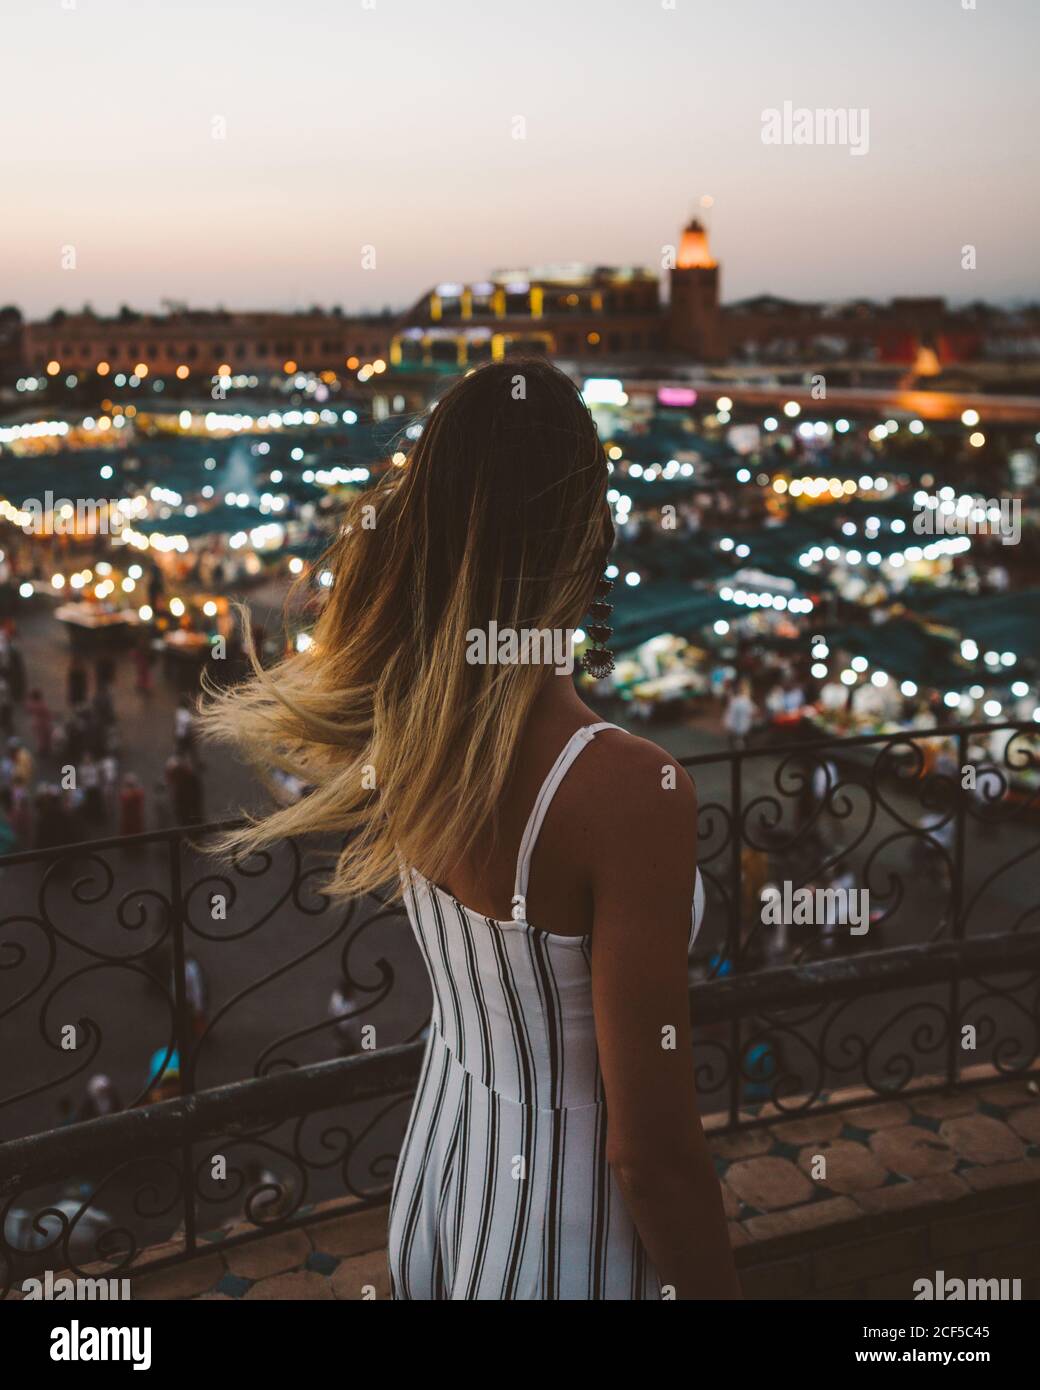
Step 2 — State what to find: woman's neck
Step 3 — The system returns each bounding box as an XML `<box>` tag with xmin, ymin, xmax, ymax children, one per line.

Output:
<box><xmin>528</xmin><ymin>669</ymin><xmax>597</xmax><ymax>730</ymax></box>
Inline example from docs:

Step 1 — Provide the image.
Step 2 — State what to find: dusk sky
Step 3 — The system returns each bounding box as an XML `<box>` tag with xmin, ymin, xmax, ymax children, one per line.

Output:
<box><xmin>4</xmin><ymin>0</ymin><xmax>1037</xmax><ymax>319</ymax></box>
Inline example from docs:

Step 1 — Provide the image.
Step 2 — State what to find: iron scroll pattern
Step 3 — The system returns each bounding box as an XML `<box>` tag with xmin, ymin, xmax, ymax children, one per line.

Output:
<box><xmin>1</xmin><ymin>723</ymin><xmax>1038</xmax><ymax>1293</ymax></box>
<box><xmin>0</xmin><ymin>827</ymin><xmax>425</xmax><ymax>1296</ymax></box>
<box><xmin>688</xmin><ymin>723</ymin><xmax>1040</xmax><ymax>973</ymax></box>
<box><xmin>685</xmin><ymin>721</ymin><xmax>1040</xmax><ymax>1128</ymax></box>
<box><xmin>685</xmin><ymin>968</ymin><xmax>1040</xmax><ymax>1133</ymax></box>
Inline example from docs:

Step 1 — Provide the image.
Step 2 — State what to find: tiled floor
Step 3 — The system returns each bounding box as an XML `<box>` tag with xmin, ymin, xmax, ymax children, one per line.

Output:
<box><xmin>133</xmin><ymin>1204</ymin><xmax>393</xmax><ymax>1301</ymax></box>
<box><xmin>48</xmin><ymin>1074</ymin><xmax>1040</xmax><ymax>1301</ymax></box>
<box><xmin>709</xmin><ymin>1078</ymin><xmax>1040</xmax><ymax>1240</ymax></box>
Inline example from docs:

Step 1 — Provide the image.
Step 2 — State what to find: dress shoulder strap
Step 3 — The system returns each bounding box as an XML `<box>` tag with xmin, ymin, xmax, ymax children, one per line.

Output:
<box><xmin>513</xmin><ymin>721</ymin><xmax>623</xmax><ymax>907</ymax></box>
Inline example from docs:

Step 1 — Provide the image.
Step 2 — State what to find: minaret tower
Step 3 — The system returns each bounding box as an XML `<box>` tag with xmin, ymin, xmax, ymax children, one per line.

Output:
<box><xmin>668</xmin><ymin>215</ymin><xmax>723</xmax><ymax>361</ymax></box>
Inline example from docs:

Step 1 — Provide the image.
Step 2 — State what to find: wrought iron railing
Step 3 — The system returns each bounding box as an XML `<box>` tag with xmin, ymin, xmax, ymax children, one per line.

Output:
<box><xmin>688</xmin><ymin>719</ymin><xmax>1040</xmax><ymax>964</ymax></box>
<box><xmin>1</xmin><ymin>722</ymin><xmax>1038</xmax><ymax>1294</ymax></box>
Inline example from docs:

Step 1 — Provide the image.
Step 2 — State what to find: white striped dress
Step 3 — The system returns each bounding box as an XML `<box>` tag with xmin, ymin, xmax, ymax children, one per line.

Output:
<box><xmin>388</xmin><ymin>722</ymin><xmax>705</xmax><ymax>1300</ymax></box>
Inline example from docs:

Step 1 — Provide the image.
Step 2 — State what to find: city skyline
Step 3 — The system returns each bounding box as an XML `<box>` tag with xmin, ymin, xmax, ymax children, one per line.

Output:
<box><xmin>4</xmin><ymin>0</ymin><xmax>1039</xmax><ymax>319</ymax></box>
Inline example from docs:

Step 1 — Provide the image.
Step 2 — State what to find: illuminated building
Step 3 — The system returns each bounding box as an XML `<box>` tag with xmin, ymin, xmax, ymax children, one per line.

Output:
<box><xmin>11</xmin><ymin>219</ymin><xmax>1040</xmax><ymax>384</ymax></box>
<box><xmin>391</xmin><ymin>216</ymin><xmax>1040</xmax><ymax>369</ymax></box>
<box><xmin>386</xmin><ymin>219</ymin><xmax>724</xmax><ymax>366</ymax></box>
<box><xmin>20</xmin><ymin>308</ymin><xmax>395</xmax><ymax>381</ymax></box>
<box><xmin>668</xmin><ymin>218</ymin><xmax>723</xmax><ymax>360</ymax></box>
<box><xmin>389</xmin><ymin>265</ymin><xmax>666</xmax><ymax>370</ymax></box>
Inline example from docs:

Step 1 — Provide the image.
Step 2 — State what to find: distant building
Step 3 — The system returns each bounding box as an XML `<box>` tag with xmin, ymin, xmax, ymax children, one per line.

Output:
<box><xmin>387</xmin><ymin>220</ymin><xmax>727</xmax><ymax>369</ymax></box>
<box><xmin>19</xmin><ymin>308</ymin><xmax>395</xmax><ymax>382</ymax></box>
<box><xmin>717</xmin><ymin>292</ymin><xmax>1035</xmax><ymax>368</ymax></box>
<box><xmin>391</xmin><ymin>217</ymin><xmax>1040</xmax><ymax>370</ymax></box>
<box><xmin>11</xmin><ymin>219</ymin><xmax>1040</xmax><ymax>382</ymax></box>
<box><xmin>0</xmin><ymin>308</ymin><xmax>23</xmax><ymax>381</ymax></box>
<box><xmin>388</xmin><ymin>266</ymin><xmax>667</xmax><ymax>371</ymax></box>
<box><xmin>385</xmin><ymin>220</ymin><xmax>724</xmax><ymax>368</ymax></box>
<box><xmin>668</xmin><ymin>219</ymin><xmax>723</xmax><ymax>360</ymax></box>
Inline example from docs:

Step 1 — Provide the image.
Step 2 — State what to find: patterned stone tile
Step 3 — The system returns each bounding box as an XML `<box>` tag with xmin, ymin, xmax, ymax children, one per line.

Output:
<box><xmin>908</xmin><ymin>1112</ymin><xmax>944</xmax><ymax>1133</ymax></box>
<box><xmin>841</xmin><ymin>1101</ymin><xmax>912</xmax><ymax>1130</ymax></box>
<box><xmin>725</xmin><ymin>1156</ymin><xmax>814</xmax><ymax>1212</ymax></box>
<box><xmin>224</xmin><ymin>1229</ymin><xmax>313</xmax><ymax>1281</ymax></box>
<box><xmin>330</xmin><ymin>1249</ymin><xmax>391</xmax><ymax>1300</ymax></box>
<box><xmin>909</xmin><ymin>1092</ymin><xmax>980</xmax><ymax>1121</ymax></box>
<box><xmin>769</xmin><ymin>1113</ymin><xmax>845</xmax><ymax>1146</ymax></box>
<box><xmin>215</xmin><ymin>1271</ymin><xmax>252</xmax><ymax>1298</ymax></box>
<box><xmin>938</xmin><ymin>1114</ymin><xmax>1025</xmax><ymax>1166</ymax></box>
<box><xmin>852</xmin><ymin>1173</ymin><xmax>969</xmax><ymax>1215</ymax></box>
<box><xmin>839</xmin><ymin>1123</ymin><xmax>874</xmax><ymax>1145</ymax></box>
<box><xmin>796</xmin><ymin>1139</ymin><xmax>888</xmax><ymax>1195</ymax></box>
<box><xmin>960</xmin><ymin>1157</ymin><xmax>1040</xmax><ymax>1192</ymax></box>
<box><xmin>243</xmin><ymin>1270</ymin><xmax>335</xmax><ymax>1301</ymax></box>
<box><xmin>742</xmin><ymin>1196</ymin><xmax>861</xmax><ymax>1242</ymax></box>
<box><xmin>307</xmin><ymin>1204</ymin><xmax>389</xmax><ymax>1258</ymax></box>
<box><xmin>1007</xmin><ymin>1105</ymin><xmax>1040</xmax><ymax>1145</ymax></box>
<box><xmin>707</xmin><ymin>1128</ymin><xmax>775</xmax><ymax>1161</ymax></box>
<box><xmin>978</xmin><ymin>1099</ymin><xmax>1012</xmax><ymax>1120</ymax></box>
<box><xmin>869</xmin><ymin>1125</ymin><xmax>957</xmax><ymax>1179</ymax></box>
<box><xmin>132</xmin><ymin>1254</ymin><xmax>225</xmax><ymax>1301</ymax></box>
<box><xmin>770</xmin><ymin>1140</ymin><xmax>803</xmax><ymax>1163</ymax></box>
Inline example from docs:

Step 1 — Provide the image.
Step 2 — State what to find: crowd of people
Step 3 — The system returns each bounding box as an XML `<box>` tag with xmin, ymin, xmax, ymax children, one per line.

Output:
<box><xmin>0</xmin><ymin>626</ymin><xmax>208</xmax><ymax>854</ymax></box>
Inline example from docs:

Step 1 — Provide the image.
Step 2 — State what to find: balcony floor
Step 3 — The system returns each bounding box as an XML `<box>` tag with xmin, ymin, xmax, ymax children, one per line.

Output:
<box><xmin>17</xmin><ymin>1069</ymin><xmax>1040</xmax><ymax>1301</ymax></box>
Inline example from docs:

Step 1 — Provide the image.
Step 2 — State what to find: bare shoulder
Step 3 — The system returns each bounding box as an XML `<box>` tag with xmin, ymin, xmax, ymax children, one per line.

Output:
<box><xmin>585</xmin><ymin>727</ymin><xmax>696</xmax><ymax>812</ymax></box>
<box><xmin>552</xmin><ymin>726</ymin><xmax>698</xmax><ymax>876</ymax></box>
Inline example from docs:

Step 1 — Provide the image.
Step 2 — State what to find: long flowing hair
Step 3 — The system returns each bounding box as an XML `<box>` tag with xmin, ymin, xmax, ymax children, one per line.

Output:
<box><xmin>200</xmin><ymin>357</ymin><xmax>614</xmax><ymax>899</ymax></box>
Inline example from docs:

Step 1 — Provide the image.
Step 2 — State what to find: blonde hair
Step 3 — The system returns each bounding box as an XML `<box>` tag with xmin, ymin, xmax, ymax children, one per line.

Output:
<box><xmin>201</xmin><ymin>358</ymin><xmax>614</xmax><ymax>899</ymax></box>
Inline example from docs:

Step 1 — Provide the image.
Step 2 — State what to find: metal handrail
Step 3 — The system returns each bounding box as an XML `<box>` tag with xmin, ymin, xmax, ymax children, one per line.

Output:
<box><xmin>4</xmin><ymin>928</ymin><xmax>1038</xmax><ymax>1193</ymax></box>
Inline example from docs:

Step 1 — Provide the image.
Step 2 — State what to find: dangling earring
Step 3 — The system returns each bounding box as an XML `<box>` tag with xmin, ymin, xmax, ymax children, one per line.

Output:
<box><xmin>581</xmin><ymin>574</ymin><xmax>615</xmax><ymax>678</ymax></box>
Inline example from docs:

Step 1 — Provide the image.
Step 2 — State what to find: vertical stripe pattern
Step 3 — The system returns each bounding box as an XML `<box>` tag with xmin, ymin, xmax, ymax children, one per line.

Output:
<box><xmin>388</xmin><ymin>725</ymin><xmax>701</xmax><ymax>1300</ymax></box>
